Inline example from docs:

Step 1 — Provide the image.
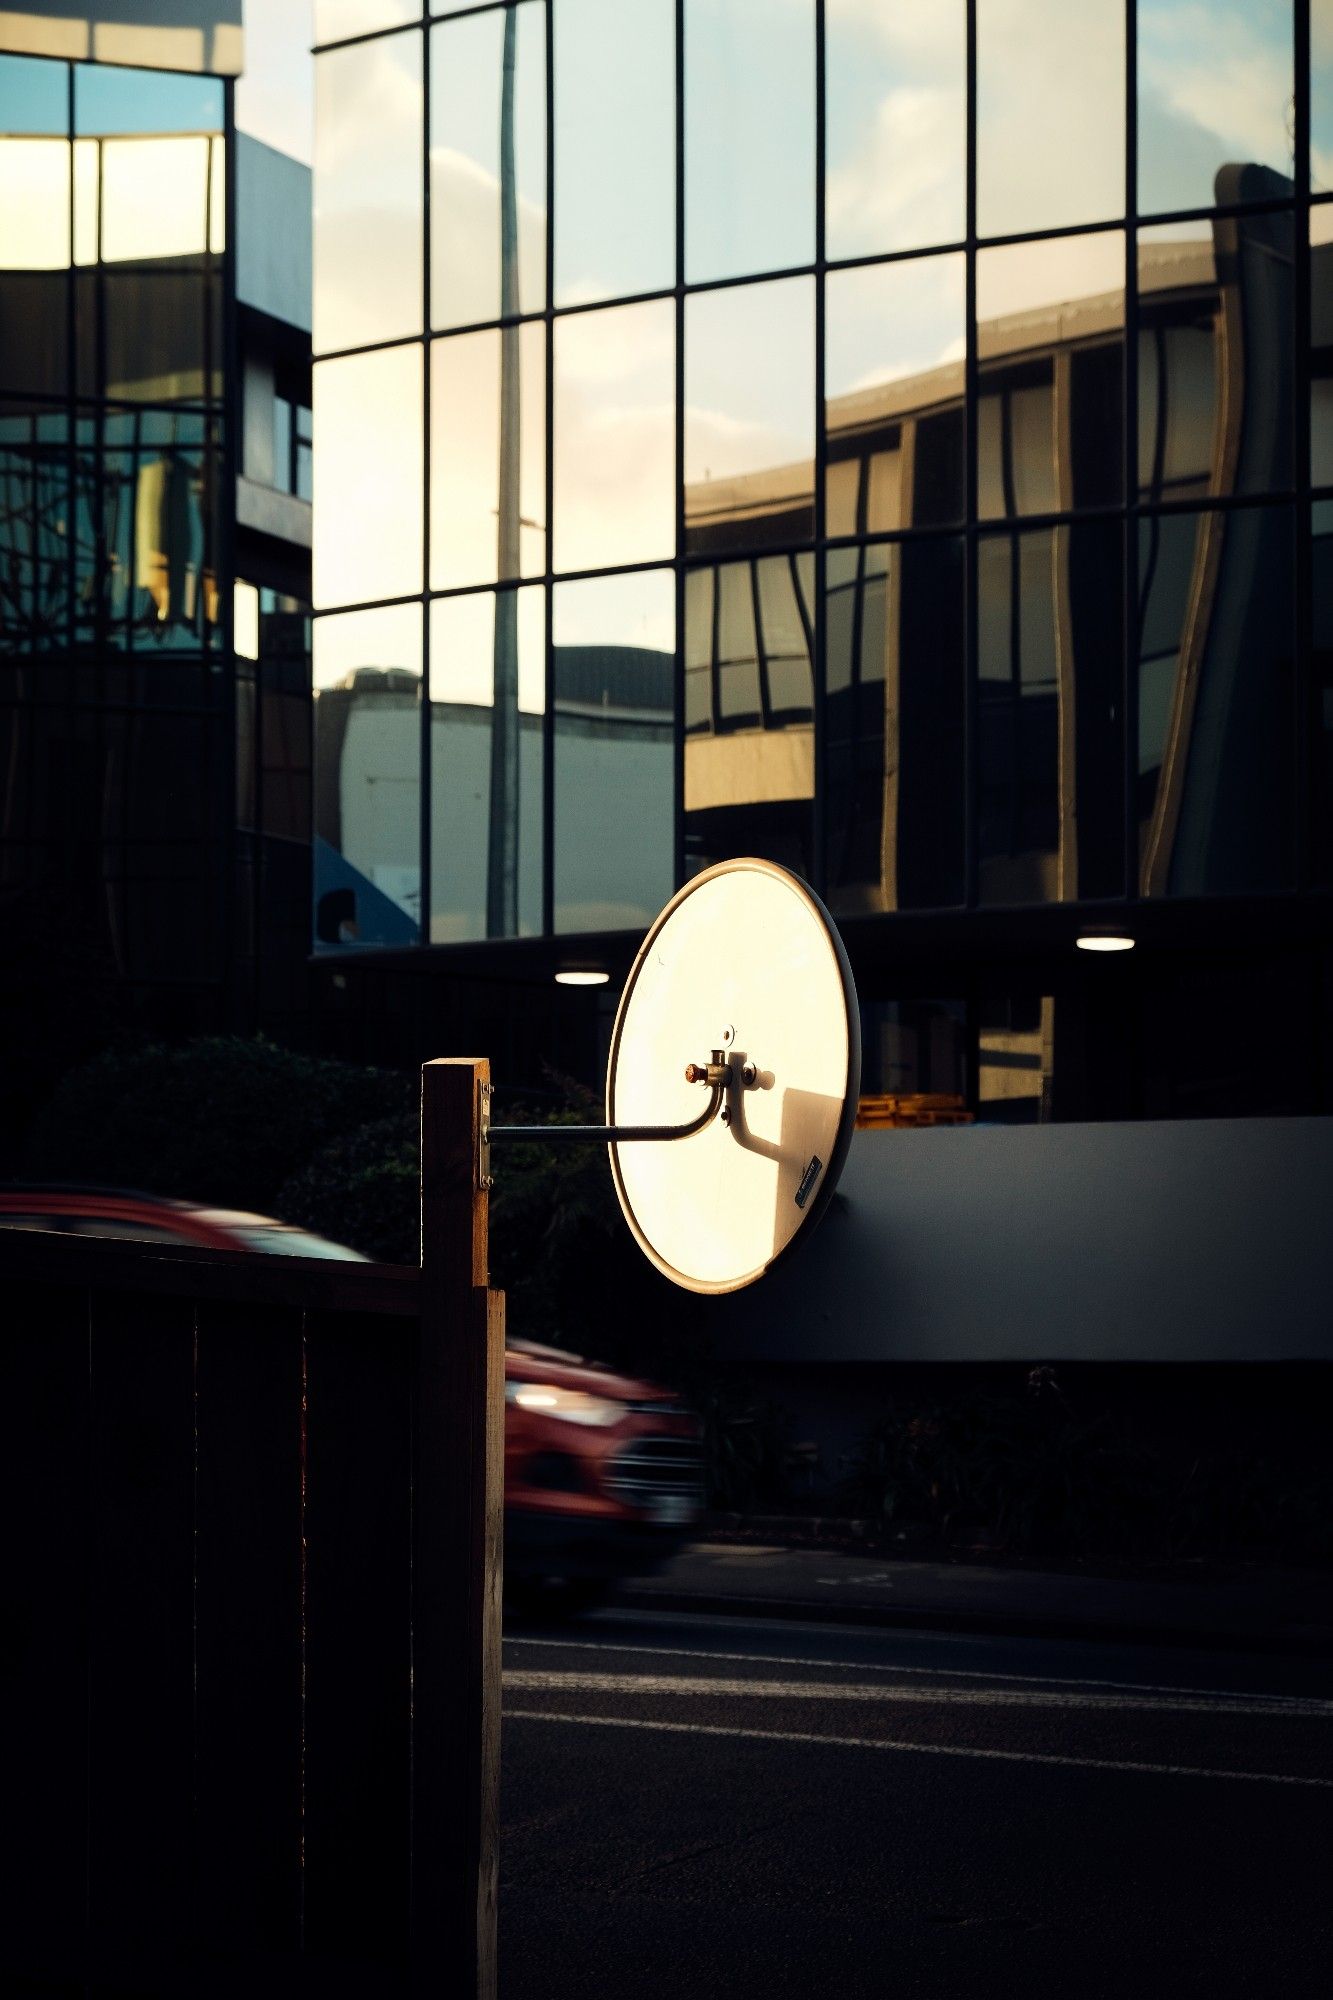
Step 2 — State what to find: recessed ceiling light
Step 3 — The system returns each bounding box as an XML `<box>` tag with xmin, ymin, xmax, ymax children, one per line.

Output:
<box><xmin>1076</xmin><ymin>933</ymin><xmax>1135</xmax><ymax>953</ymax></box>
<box><xmin>554</xmin><ymin>968</ymin><xmax>610</xmax><ymax>986</ymax></box>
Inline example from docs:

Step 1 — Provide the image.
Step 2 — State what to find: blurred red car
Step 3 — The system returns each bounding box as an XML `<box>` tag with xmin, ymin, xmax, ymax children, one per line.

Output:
<box><xmin>0</xmin><ymin>1185</ymin><xmax>703</xmax><ymax>1604</ymax></box>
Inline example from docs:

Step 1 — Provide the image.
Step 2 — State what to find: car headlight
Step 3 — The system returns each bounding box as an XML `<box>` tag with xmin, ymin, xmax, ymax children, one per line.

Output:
<box><xmin>505</xmin><ymin>1382</ymin><xmax>625</xmax><ymax>1427</ymax></box>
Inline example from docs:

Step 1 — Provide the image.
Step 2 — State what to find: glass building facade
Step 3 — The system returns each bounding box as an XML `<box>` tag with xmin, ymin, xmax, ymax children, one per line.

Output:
<box><xmin>0</xmin><ymin>29</ymin><xmax>314</xmax><ymax>1036</ymax></box>
<box><xmin>313</xmin><ymin>0</ymin><xmax>1333</xmax><ymax>1120</ymax></box>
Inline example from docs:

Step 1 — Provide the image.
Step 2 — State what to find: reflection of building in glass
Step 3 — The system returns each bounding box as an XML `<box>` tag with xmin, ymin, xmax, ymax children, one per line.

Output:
<box><xmin>0</xmin><ymin>10</ymin><xmax>313</xmax><ymax>1034</ymax></box>
<box><xmin>311</xmin><ymin>0</ymin><xmax>1333</xmax><ymax>1141</ymax></box>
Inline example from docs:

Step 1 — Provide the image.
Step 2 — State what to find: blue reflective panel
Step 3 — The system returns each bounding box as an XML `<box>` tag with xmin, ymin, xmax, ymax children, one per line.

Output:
<box><xmin>0</xmin><ymin>53</ymin><xmax>67</xmax><ymax>134</ymax></box>
<box><xmin>75</xmin><ymin>63</ymin><xmax>224</xmax><ymax>136</ymax></box>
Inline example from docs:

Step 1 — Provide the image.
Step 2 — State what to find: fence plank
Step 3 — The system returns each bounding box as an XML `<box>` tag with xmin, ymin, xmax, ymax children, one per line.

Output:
<box><xmin>2</xmin><ymin>1278</ymin><xmax>90</xmax><ymax>1990</ymax></box>
<box><xmin>86</xmin><ymin>1286</ymin><xmax>197</xmax><ymax>1987</ymax></box>
<box><xmin>414</xmin><ymin>1058</ymin><xmax>504</xmax><ymax>2000</ymax></box>
<box><xmin>303</xmin><ymin>1306</ymin><xmax>414</xmax><ymax>1988</ymax></box>
<box><xmin>194</xmin><ymin>1300</ymin><xmax>304</xmax><ymax>1980</ymax></box>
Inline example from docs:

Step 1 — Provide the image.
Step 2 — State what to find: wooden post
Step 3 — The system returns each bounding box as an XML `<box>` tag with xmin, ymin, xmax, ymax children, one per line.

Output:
<box><xmin>414</xmin><ymin>1059</ymin><xmax>504</xmax><ymax>1999</ymax></box>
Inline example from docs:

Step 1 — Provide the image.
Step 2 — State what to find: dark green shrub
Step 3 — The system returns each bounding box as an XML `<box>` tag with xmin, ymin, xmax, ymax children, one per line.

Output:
<box><xmin>24</xmin><ymin>1036</ymin><xmax>411</xmax><ymax>1216</ymax></box>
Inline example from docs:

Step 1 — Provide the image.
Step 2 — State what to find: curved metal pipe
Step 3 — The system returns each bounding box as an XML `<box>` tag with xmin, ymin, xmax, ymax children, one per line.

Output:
<box><xmin>489</xmin><ymin>1082</ymin><xmax>725</xmax><ymax>1148</ymax></box>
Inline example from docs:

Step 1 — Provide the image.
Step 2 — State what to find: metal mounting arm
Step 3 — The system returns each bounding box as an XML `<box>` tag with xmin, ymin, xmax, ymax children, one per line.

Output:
<box><xmin>481</xmin><ymin>1052</ymin><xmax>742</xmax><ymax>1185</ymax></box>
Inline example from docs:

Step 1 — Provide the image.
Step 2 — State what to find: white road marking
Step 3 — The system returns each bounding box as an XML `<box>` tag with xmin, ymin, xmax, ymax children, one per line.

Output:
<box><xmin>504</xmin><ymin>1708</ymin><xmax>1333</xmax><ymax>1789</ymax></box>
<box><xmin>502</xmin><ymin>1667</ymin><xmax>1332</xmax><ymax>1720</ymax></box>
<box><xmin>504</xmin><ymin>1633</ymin><xmax>1330</xmax><ymax>1711</ymax></box>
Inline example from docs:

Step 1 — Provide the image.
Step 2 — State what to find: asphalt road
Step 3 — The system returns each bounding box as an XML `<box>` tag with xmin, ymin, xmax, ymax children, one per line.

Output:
<box><xmin>500</xmin><ymin>1607</ymin><xmax>1333</xmax><ymax>2000</ymax></box>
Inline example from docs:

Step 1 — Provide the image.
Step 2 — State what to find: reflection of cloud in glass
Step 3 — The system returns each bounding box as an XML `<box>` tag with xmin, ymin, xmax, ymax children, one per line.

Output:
<box><xmin>314</xmin><ymin>31</ymin><xmax>421</xmax><ymax>352</ymax></box>
<box><xmin>430</xmin><ymin>1</ymin><xmax>545</xmax><ymax>328</ymax></box>
<box><xmin>1315</xmin><ymin>0</ymin><xmax>1333</xmax><ymax>191</ymax></box>
<box><xmin>825</xmin><ymin>255</ymin><xmax>964</xmax><ymax>402</ymax></box>
<box><xmin>0</xmin><ymin>130</ymin><xmax>223</xmax><ymax>268</ymax></box>
<box><xmin>0</xmin><ymin>140</ymin><xmax>70</xmax><ymax>267</ymax></box>
<box><xmin>430</xmin><ymin>324</ymin><xmax>545</xmax><ymax>589</ymax></box>
<box><xmin>554</xmin><ymin>0</ymin><xmax>674</xmax><ymax>305</ymax></box>
<box><xmin>237</xmin><ymin>0</ymin><xmax>313</xmax><ymax>165</ymax></box>
<box><xmin>553</xmin><ymin>299</ymin><xmax>675</xmax><ymax>574</ymax></box>
<box><xmin>825</xmin><ymin>0</ymin><xmax>964</xmax><ymax>258</ymax></box>
<box><xmin>977</xmin><ymin>0</ymin><xmax>1124</xmax><ymax>238</ymax></box>
<box><xmin>977</xmin><ymin>232</ymin><xmax>1125</xmax><ymax>347</ymax></box>
<box><xmin>312</xmin><ymin>342</ymin><xmax>421</xmax><ymax>608</ymax></box>
<box><xmin>1138</xmin><ymin>0</ymin><xmax>1293</xmax><ymax>213</ymax></box>
<box><xmin>685</xmin><ymin>278</ymin><xmax>814</xmax><ymax>488</ymax></box>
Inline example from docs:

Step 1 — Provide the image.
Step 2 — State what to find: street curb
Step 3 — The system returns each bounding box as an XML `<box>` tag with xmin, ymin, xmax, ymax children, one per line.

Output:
<box><xmin>616</xmin><ymin>1585</ymin><xmax>1333</xmax><ymax>1661</ymax></box>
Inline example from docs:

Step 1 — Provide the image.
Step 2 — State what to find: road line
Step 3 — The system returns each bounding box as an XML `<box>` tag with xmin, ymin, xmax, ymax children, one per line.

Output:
<box><xmin>503</xmin><ymin>1708</ymin><xmax>1333</xmax><ymax>1789</ymax></box>
<box><xmin>502</xmin><ymin>1667</ymin><xmax>1331</xmax><ymax>1719</ymax></box>
<box><xmin>504</xmin><ymin>1634</ymin><xmax>1330</xmax><ymax>1711</ymax></box>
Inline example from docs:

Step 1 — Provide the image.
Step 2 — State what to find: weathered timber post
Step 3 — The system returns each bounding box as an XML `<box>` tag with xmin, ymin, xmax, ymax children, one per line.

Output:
<box><xmin>414</xmin><ymin>1059</ymin><xmax>505</xmax><ymax>1999</ymax></box>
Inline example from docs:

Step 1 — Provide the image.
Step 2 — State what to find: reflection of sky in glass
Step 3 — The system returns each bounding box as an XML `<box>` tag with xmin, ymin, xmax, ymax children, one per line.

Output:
<box><xmin>430</xmin><ymin>586</ymin><xmax>544</xmax><ymax>712</ymax></box>
<box><xmin>553</xmin><ymin>299</ymin><xmax>675</xmax><ymax>573</ymax></box>
<box><xmin>554</xmin><ymin>567</ymin><xmax>676</xmax><ymax>658</ymax></box>
<box><xmin>1316</xmin><ymin>1</ymin><xmax>1333</xmax><ymax>190</ymax></box>
<box><xmin>237</xmin><ymin>0</ymin><xmax>313</xmax><ymax>165</ymax></box>
<box><xmin>685</xmin><ymin>278</ymin><xmax>814</xmax><ymax>489</ymax></box>
<box><xmin>0</xmin><ymin>54</ymin><xmax>66</xmax><ymax>133</ymax></box>
<box><xmin>75</xmin><ymin>62</ymin><xmax>223</xmax><ymax>134</ymax></box>
<box><xmin>977</xmin><ymin>0</ymin><xmax>1124</xmax><ymax>237</ymax></box>
<box><xmin>314</xmin><ymin>598</ymin><xmax>421</xmax><ymax>691</ymax></box>
<box><xmin>825</xmin><ymin>0</ymin><xmax>964</xmax><ymax>259</ymax></box>
<box><xmin>1138</xmin><ymin>0</ymin><xmax>1294</xmax><ymax>213</ymax></box>
<box><xmin>685</xmin><ymin>0</ymin><xmax>814</xmax><ymax>283</ymax></box>
<box><xmin>430</xmin><ymin>324</ymin><xmax>546</xmax><ymax>588</ymax></box>
<box><xmin>316</xmin><ymin>0</ymin><xmax>415</xmax><ymax>42</ymax></box>
<box><xmin>431</xmin><ymin>1</ymin><xmax>546</xmax><ymax>329</ymax></box>
<box><xmin>312</xmin><ymin>342</ymin><xmax>422</xmax><ymax>608</ymax></box>
<box><xmin>555</xmin><ymin>0</ymin><xmax>674</xmax><ymax>305</ymax></box>
<box><xmin>315</xmin><ymin>31</ymin><xmax>421</xmax><ymax>353</ymax></box>
<box><xmin>976</xmin><ymin>232</ymin><xmax>1125</xmax><ymax>330</ymax></box>
<box><xmin>825</xmin><ymin>255</ymin><xmax>964</xmax><ymax>404</ymax></box>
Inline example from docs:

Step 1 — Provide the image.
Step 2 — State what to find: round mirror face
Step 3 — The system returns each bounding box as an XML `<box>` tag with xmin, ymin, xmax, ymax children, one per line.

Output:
<box><xmin>607</xmin><ymin>859</ymin><xmax>861</xmax><ymax>1294</ymax></box>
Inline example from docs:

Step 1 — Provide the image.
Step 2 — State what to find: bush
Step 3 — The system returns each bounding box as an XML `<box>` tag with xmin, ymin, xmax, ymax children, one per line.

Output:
<box><xmin>24</xmin><ymin>1036</ymin><xmax>411</xmax><ymax>1216</ymax></box>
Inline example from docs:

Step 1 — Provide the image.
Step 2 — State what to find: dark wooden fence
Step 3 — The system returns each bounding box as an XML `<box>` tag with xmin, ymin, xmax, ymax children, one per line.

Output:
<box><xmin>2</xmin><ymin>1059</ymin><xmax>502</xmax><ymax>1999</ymax></box>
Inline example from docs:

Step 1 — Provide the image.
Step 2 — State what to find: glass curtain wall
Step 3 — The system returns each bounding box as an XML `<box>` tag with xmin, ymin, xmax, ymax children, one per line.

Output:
<box><xmin>0</xmin><ymin>51</ymin><xmax>228</xmax><ymax>985</ymax></box>
<box><xmin>312</xmin><ymin>0</ymin><xmax>1326</xmax><ymax>951</ymax></box>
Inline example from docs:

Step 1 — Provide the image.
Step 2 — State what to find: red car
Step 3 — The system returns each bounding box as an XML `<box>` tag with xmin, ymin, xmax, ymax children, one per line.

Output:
<box><xmin>0</xmin><ymin>1185</ymin><xmax>703</xmax><ymax>1606</ymax></box>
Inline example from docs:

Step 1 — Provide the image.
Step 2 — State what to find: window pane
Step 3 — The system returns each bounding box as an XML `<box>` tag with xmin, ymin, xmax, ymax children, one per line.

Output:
<box><xmin>555</xmin><ymin>0</ymin><xmax>674</xmax><ymax>305</ymax></box>
<box><xmin>825</xmin><ymin>0</ymin><xmax>964</xmax><ymax>260</ymax></box>
<box><xmin>978</xmin><ymin>520</ymin><xmax>1124</xmax><ymax>906</ymax></box>
<box><xmin>1138</xmin><ymin>0</ymin><xmax>1293</xmax><ymax>216</ymax></box>
<box><xmin>825</xmin><ymin>255</ymin><xmax>965</xmax><ymax>533</ymax></box>
<box><xmin>684</xmin><ymin>0</ymin><xmax>814</xmax><ymax>283</ymax></box>
<box><xmin>0</xmin><ymin>54</ymin><xmax>66</xmax><ymax>133</ymax></box>
<box><xmin>0</xmin><ymin>138</ymin><xmax>69</xmax><ymax>268</ymax></box>
<box><xmin>430</xmin><ymin>322</ymin><xmax>545</xmax><ymax>589</ymax></box>
<box><xmin>860</xmin><ymin>998</ymin><xmax>968</xmax><ymax>1099</ymax></box>
<box><xmin>1313</xmin><ymin>500</ymin><xmax>1333</xmax><ymax>882</ymax></box>
<box><xmin>978</xmin><ymin>994</ymin><xmax>1054</xmax><ymax>1124</ymax></box>
<box><xmin>553</xmin><ymin>569</ymin><xmax>675</xmax><ymax>932</ymax></box>
<box><xmin>977</xmin><ymin>234</ymin><xmax>1125</xmax><ymax>518</ymax></box>
<box><xmin>1140</xmin><ymin>211</ymin><xmax>1292</xmax><ymax>501</ymax></box>
<box><xmin>553</xmin><ymin>297</ymin><xmax>675</xmax><ymax>573</ymax></box>
<box><xmin>430</xmin><ymin>1</ymin><xmax>546</xmax><ymax>330</ymax></box>
<box><xmin>1137</xmin><ymin>505</ymin><xmax>1294</xmax><ymax>896</ymax></box>
<box><xmin>826</xmin><ymin>537</ymin><xmax>965</xmax><ymax>914</ymax></box>
<box><xmin>685</xmin><ymin>277</ymin><xmax>814</xmax><ymax>556</ymax></box>
<box><xmin>313</xmin><ymin>343</ymin><xmax>422</xmax><ymax>607</ymax></box>
<box><xmin>430</xmin><ymin>586</ymin><xmax>544</xmax><ymax>942</ymax></box>
<box><xmin>1312</xmin><ymin>209</ymin><xmax>1333</xmax><ymax>486</ymax></box>
<box><xmin>313</xmin><ymin>601</ymin><xmax>422</xmax><ymax>948</ymax></box>
<box><xmin>0</xmin><ymin>405</ymin><xmax>69</xmax><ymax>656</ymax></box>
<box><xmin>316</xmin><ymin>1</ymin><xmax>417</xmax><ymax>45</ymax></box>
<box><xmin>315</xmin><ymin>31</ymin><xmax>422</xmax><ymax>353</ymax></box>
<box><xmin>977</xmin><ymin>0</ymin><xmax>1123</xmax><ymax>237</ymax></box>
<box><xmin>74</xmin><ymin>63</ymin><xmax>223</xmax><ymax>136</ymax></box>
<box><xmin>683</xmin><ymin>554</ymin><xmax>814</xmax><ymax>881</ymax></box>
<box><xmin>1316</xmin><ymin>0</ymin><xmax>1333</xmax><ymax>192</ymax></box>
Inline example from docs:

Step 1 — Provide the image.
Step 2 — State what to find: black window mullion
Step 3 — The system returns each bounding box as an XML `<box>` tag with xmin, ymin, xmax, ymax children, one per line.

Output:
<box><xmin>674</xmin><ymin>0</ymin><xmax>686</xmax><ymax>888</ymax></box>
<box><xmin>964</xmin><ymin>0</ymin><xmax>979</xmax><ymax>909</ymax></box>
<box><xmin>542</xmin><ymin>0</ymin><xmax>555</xmax><ymax>935</ymax></box>
<box><xmin>1124</xmin><ymin>0</ymin><xmax>1140</xmax><ymax>903</ymax></box>
<box><xmin>419</xmin><ymin>15</ymin><xmax>432</xmax><ymax>948</ymax></box>
<box><xmin>812</xmin><ymin>0</ymin><xmax>827</xmax><ymax>895</ymax></box>
<box><xmin>1296</xmin><ymin>0</ymin><xmax>1314</xmax><ymax>893</ymax></box>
